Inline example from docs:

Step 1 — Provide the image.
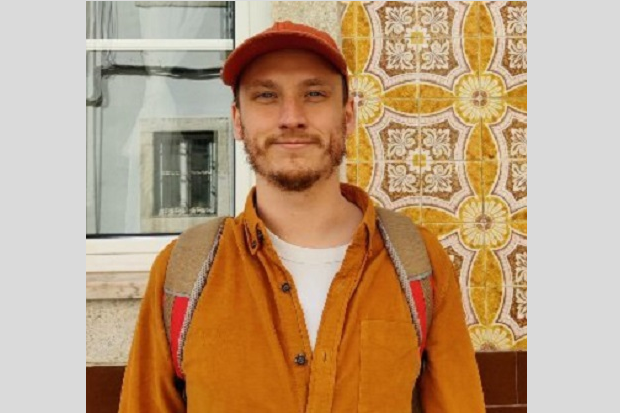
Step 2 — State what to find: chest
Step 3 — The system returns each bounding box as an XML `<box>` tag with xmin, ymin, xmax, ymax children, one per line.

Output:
<box><xmin>181</xmin><ymin>238</ymin><xmax>420</xmax><ymax>412</ymax></box>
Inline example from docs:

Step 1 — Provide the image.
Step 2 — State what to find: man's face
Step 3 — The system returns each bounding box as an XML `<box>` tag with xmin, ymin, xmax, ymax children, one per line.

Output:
<box><xmin>232</xmin><ymin>49</ymin><xmax>354</xmax><ymax>192</ymax></box>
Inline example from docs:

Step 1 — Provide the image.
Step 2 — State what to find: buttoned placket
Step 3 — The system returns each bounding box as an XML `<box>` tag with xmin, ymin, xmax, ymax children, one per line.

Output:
<box><xmin>247</xmin><ymin>222</ymin><xmax>314</xmax><ymax>412</ymax></box>
<box><xmin>244</xmin><ymin>213</ymin><xmax>374</xmax><ymax>413</ymax></box>
<box><xmin>304</xmin><ymin>234</ymin><xmax>371</xmax><ymax>413</ymax></box>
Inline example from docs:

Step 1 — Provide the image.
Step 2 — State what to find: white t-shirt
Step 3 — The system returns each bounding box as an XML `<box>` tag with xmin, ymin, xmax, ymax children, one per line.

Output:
<box><xmin>267</xmin><ymin>229</ymin><xmax>349</xmax><ymax>350</ymax></box>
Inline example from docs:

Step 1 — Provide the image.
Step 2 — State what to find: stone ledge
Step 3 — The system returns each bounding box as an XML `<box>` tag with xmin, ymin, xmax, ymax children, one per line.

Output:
<box><xmin>87</xmin><ymin>272</ymin><xmax>149</xmax><ymax>300</ymax></box>
<box><xmin>87</xmin><ymin>298</ymin><xmax>142</xmax><ymax>366</ymax></box>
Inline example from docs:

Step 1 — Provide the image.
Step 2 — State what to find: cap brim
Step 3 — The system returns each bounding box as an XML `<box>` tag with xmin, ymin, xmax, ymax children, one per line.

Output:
<box><xmin>221</xmin><ymin>30</ymin><xmax>348</xmax><ymax>86</ymax></box>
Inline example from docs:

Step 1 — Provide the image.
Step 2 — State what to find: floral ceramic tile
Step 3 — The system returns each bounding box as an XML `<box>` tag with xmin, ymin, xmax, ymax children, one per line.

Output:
<box><xmin>463</xmin><ymin>286</ymin><xmax>484</xmax><ymax>326</ymax></box>
<box><xmin>488</xmin><ymin>37</ymin><xmax>527</xmax><ymax>89</ymax></box>
<box><xmin>484</xmin><ymin>160</ymin><xmax>527</xmax><ymax>216</ymax></box>
<box><xmin>494</xmin><ymin>232</ymin><xmax>527</xmax><ymax>287</ymax></box>
<box><xmin>357</xmin><ymin>1</ymin><xmax>373</xmax><ymax>37</ymax></box>
<box><xmin>340</xmin><ymin>1</ymin><xmax>357</xmax><ymax>38</ymax></box>
<box><xmin>455</xmin><ymin>73</ymin><xmax>509</xmax><ymax>124</ymax></box>
<box><xmin>351</xmin><ymin>73</ymin><xmax>385</xmax><ymax>125</ymax></box>
<box><xmin>359</xmin><ymin>2</ymin><xmax>474</xmax><ymax>90</ymax></box>
<box><xmin>484</xmin><ymin>1</ymin><xmax>527</xmax><ymax>38</ymax></box>
<box><xmin>357</xmin><ymin>125</ymin><xmax>375</xmax><ymax>163</ymax></box>
<box><xmin>485</xmin><ymin>106</ymin><xmax>527</xmax><ymax>160</ymax></box>
<box><xmin>346</xmin><ymin>163</ymin><xmax>358</xmax><ymax>185</ymax></box>
<box><xmin>357</xmin><ymin>162</ymin><xmax>375</xmax><ymax>192</ymax></box>
<box><xmin>420</xmin><ymin>162</ymin><xmax>482</xmax><ymax>223</ymax></box>
<box><xmin>377</xmin><ymin>120</ymin><xmax>421</xmax><ymax>163</ymax></box>
<box><xmin>383</xmin><ymin>97</ymin><xmax>420</xmax><ymax>115</ymax></box>
<box><xmin>469</xmin><ymin>323</ymin><xmax>515</xmax><ymax>351</ymax></box>
<box><xmin>424</xmin><ymin>222</ymin><xmax>486</xmax><ymax>325</ymax></box>
<box><xmin>395</xmin><ymin>204</ymin><xmax>423</xmax><ymax>224</ymax></box>
<box><xmin>478</xmin><ymin>196</ymin><xmax>512</xmax><ymax>245</ymax></box>
<box><xmin>367</xmin><ymin>35</ymin><xmax>472</xmax><ymax>91</ymax></box>
<box><xmin>363</xmin><ymin>1</ymin><xmax>472</xmax><ymax>39</ymax></box>
<box><xmin>497</xmin><ymin>285</ymin><xmax>527</xmax><ymax>342</ymax></box>
<box><xmin>372</xmin><ymin>161</ymin><xmax>422</xmax><ymax>208</ymax></box>
<box><xmin>419</xmin><ymin>106</ymin><xmax>477</xmax><ymax>161</ymax></box>
<box><xmin>346</xmin><ymin>124</ymin><xmax>358</xmax><ymax>161</ymax></box>
<box><xmin>418</xmin><ymin>36</ymin><xmax>472</xmax><ymax>87</ymax></box>
<box><xmin>342</xmin><ymin>38</ymin><xmax>358</xmax><ymax>74</ymax></box>
<box><xmin>341</xmin><ymin>1</ymin><xmax>526</xmax><ymax>349</ymax></box>
<box><xmin>420</xmin><ymin>161</ymin><xmax>475</xmax><ymax>215</ymax></box>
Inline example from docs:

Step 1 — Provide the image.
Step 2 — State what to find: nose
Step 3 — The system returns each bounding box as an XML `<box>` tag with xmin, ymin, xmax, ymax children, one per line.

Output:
<box><xmin>278</xmin><ymin>97</ymin><xmax>307</xmax><ymax>131</ymax></box>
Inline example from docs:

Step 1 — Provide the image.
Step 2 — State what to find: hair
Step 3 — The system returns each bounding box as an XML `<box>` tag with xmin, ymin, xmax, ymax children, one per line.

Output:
<box><xmin>233</xmin><ymin>74</ymin><xmax>350</xmax><ymax>108</ymax></box>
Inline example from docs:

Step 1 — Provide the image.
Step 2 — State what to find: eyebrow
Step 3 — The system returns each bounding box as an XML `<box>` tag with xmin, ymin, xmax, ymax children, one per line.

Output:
<box><xmin>243</xmin><ymin>78</ymin><xmax>334</xmax><ymax>89</ymax></box>
<box><xmin>244</xmin><ymin>80</ymin><xmax>278</xmax><ymax>89</ymax></box>
<box><xmin>301</xmin><ymin>78</ymin><xmax>333</xmax><ymax>88</ymax></box>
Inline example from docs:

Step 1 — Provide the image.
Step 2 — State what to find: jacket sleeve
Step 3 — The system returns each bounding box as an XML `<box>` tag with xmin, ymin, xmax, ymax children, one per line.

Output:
<box><xmin>417</xmin><ymin>227</ymin><xmax>486</xmax><ymax>413</ymax></box>
<box><xmin>118</xmin><ymin>240</ymin><xmax>186</xmax><ymax>413</ymax></box>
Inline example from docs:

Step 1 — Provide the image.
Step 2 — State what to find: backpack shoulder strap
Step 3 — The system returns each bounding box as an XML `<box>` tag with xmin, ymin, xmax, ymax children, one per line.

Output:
<box><xmin>162</xmin><ymin>216</ymin><xmax>228</xmax><ymax>380</ymax></box>
<box><xmin>375</xmin><ymin>207</ymin><xmax>434</xmax><ymax>353</ymax></box>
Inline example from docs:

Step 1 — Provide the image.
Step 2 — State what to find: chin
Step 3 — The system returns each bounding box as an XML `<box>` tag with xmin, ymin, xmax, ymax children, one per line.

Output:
<box><xmin>262</xmin><ymin>165</ymin><xmax>334</xmax><ymax>191</ymax></box>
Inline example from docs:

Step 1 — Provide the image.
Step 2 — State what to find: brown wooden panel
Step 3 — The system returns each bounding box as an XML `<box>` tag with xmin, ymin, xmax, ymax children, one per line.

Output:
<box><xmin>86</xmin><ymin>367</ymin><xmax>125</xmax><ymax>413</ymax></box>
<box><xmin>486</xmin><ymin>407</ymin><xmax>527</xmax><ymax>413</ymax></box>
<box><xmin>87</xmin><ymin>352</ymin><xmax>528</xmax><ymax>411</ymax></box>
<box><xmin>476</xmin><ymin>351</ymin><xmax>518</xmax><ymax>405</ymax></box>
<box><xmin>517</xmin><ymin>351</ymin><xmax>527</xmax><ymax>404</ymax></box>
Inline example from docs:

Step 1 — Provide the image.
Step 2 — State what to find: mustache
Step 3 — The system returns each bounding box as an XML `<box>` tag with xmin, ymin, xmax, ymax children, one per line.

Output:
<box><xmin>264</xmin><ymin>133</ymin><xmax>323</xmax><ymax>146</ymax></box>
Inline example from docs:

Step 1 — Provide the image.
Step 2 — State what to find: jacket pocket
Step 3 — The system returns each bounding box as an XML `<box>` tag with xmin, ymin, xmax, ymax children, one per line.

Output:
<box><xmin>358</xmin><ymin>320</ymin><xmax>421</xmax><ymax>413</ymax></box>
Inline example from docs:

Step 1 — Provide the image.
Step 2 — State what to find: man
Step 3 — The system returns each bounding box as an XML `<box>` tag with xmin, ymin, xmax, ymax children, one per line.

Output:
<box><xmin>119</xmin><ymin>21</ymin><xmax>485</xmax><ymax>412</ymax></box>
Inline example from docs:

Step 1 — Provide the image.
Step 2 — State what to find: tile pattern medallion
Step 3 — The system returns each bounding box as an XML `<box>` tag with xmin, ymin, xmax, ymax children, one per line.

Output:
<box><xmin>342</xmin><ymin>1</ymin><xmax>527</xmax><ymax>350</ymax></box>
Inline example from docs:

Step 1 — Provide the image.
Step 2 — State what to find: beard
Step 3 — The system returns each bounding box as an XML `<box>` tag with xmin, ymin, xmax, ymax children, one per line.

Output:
<box><xmin>241</xmin><ymin>120</ymin><xmax>347</xmax><ymax>192</ymax></box>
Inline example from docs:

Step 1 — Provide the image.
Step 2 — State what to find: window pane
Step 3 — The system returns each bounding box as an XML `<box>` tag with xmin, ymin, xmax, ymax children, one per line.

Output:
<box><xmin>188</xmin><ymin>132</ymin><xmax>214</xmax><ymax>171</ymax></box>
<box><xmin>86</xmin><ymin>51</ymin><xmax>234</xmax><ymax>236</ymax></box>
<box><xmin>191</xmin><ymin>175</ymin><xmax>212</xmax><ymax>211</ymax></box>
<box><xmin>157</xmin><ymin>134</ymin><xmax>182</xmax><ymax>171</ymax></box>
<box><xmin>86</xmin><ymin>1</ymin><xmax>234</xmax><ymax>40</ymax></box>
<box><xmin>189</xmin><ymin>134</ymin><xmax>216</xmax><ymax>214</ymax></box>
<box><xmin>161</xmin><ymin>175</ymin><xmax>181</xmax><ymax>211</ymax></box>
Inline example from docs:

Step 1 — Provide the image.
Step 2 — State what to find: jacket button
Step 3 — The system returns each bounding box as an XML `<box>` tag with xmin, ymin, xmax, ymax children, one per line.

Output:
<box><xmin>294</xmin><ymin>353</ymin><xmax>307</xmax><ymax>366</ymax></box>
<box><xmin>251</xmin><ymin>240</ymin><xmax>257</xmax><ymax>249</ymax></box>
<box><xmin>281</xmin><ymin>282</ymin><xmax>291</xmax><ymax>293</ymax></box>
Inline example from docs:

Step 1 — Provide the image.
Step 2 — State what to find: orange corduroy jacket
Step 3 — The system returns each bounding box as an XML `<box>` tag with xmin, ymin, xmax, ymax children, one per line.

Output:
<box><xmin>118</xmin><ymin>184</ymin><xmax>485</xmax><ymax>413</ymax></box>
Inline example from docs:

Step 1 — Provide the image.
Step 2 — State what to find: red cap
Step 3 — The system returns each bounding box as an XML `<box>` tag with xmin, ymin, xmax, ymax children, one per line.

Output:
<box><xmin>221</xmin><ymin>21</ymin><xmax>348</xmax><ymax>87</ymax></box>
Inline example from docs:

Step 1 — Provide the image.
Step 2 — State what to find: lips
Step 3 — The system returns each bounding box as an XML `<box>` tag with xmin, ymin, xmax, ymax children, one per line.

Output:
<box><xmin>275</xmin><ymin>140</ymin><xmax>315</xmax><ymax>145</ymax></box>
<box><xmin>266</xmin><ymin>135</ymin><xmax>322</xmax><ymax>147</ymax></box>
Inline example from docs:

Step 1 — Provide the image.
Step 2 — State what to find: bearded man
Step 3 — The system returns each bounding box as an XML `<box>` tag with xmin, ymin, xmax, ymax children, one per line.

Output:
<box><xmin>119</xmin><ymin>21</ymin><xmax>485</xmax><ymax>413</ymax></box>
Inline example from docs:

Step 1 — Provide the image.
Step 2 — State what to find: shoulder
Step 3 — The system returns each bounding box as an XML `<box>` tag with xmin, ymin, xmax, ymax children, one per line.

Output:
<box><xmin>154</xmin><ymin>239</ymin><xmax>177</xmax><ymax>267</ymax></box>
<box><xmin>415</xmin><ymin>225</ymin><xmax>459</xmax><ymax>305</ymax></box>
<box><xmin>149</xmin><ymin>239</ymin><xmax>178</xmax><ymax>282</ymax></box>
<box><xmin>416</xmin><ymin>226</ymin><xmax>448</xmax><ymax>264</ymax></box>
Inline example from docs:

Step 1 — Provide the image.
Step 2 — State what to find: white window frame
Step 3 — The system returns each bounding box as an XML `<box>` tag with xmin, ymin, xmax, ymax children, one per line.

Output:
<box><xmin>86</xmin><ymin>1</ymin><xmax>271</xmax><ymax>299</ymax></box>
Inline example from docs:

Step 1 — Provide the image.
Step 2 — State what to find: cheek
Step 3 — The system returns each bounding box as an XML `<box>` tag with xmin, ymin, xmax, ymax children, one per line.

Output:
<box><xmin>243</xmin><ymin>112</ymin><xmax>279</xmax><ymax>136</ymax></box>
<box><xmin>308</xmin><ymin>112</ymin><xmax>344</xmax><ymax>135</ymax></box>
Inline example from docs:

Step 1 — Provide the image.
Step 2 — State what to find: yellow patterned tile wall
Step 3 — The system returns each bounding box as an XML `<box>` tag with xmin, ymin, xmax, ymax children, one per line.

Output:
<box><xmin>342</xmin><ymin>1</ymin><xmax>527</xmax><ymax>351</ymax></box>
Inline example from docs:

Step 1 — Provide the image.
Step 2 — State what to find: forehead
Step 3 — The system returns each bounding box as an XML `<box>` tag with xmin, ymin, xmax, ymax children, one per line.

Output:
<box><xmin>238</xmin><ymin>49</ymin><xmax>341</xmax><ymax>87</ymax></box>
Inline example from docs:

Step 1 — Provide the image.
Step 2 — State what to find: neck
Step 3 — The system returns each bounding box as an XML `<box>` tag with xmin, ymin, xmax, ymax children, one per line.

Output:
<box><xmin>255</xmin><ymin>172</ymin><xmax>363</xmax><ymax>248</ymax></box>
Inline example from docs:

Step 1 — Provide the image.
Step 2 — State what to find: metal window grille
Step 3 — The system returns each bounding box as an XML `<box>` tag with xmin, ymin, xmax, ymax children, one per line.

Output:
<box><xmin>154</xmin><ymin>131</ymin><xmax>217</xmax><ymax>216</ymax></box>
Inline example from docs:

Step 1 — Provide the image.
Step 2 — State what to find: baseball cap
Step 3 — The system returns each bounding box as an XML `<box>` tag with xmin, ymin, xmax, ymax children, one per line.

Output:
<box><xmin>221</xmin><ymin>20</ymin><xmax>349</xmax><ymax>87</ymax></box>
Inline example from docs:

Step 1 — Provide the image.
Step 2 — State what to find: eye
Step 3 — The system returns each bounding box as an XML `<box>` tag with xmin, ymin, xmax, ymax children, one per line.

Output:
<box><xmin>254</xmin><ymin>91</ymin><xmax>277</xmax><ymax>100</ymax></box>
<box><xmin>306</xmin><ymin>90</ymin><xmax>327</xmax><ymax>99</ymax></box>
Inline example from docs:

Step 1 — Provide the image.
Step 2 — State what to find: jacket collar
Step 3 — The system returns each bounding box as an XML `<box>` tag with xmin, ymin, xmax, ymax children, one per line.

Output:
<box><xmin>242</xmin><ymin>183</ymin><xmax>378</xmax><ymax>256</ymax></box>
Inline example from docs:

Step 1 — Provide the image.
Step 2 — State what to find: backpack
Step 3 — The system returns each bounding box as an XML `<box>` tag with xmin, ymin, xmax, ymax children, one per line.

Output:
<box><xmin>162</xmin><ymin>207</ymin><xmax>434</xmax><ymax>411</ymax></box>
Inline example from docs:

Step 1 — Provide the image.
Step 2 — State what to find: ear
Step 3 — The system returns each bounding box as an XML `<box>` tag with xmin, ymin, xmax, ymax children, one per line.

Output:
<box><xmin>231</xmin><ymin>103</ymin><xmax>243</xmax><ymax>141</ymax></box>
<box><xmin>344</xmin><ymin>95</ymin><xmax>355</xmax><ymax>137</ymax></box>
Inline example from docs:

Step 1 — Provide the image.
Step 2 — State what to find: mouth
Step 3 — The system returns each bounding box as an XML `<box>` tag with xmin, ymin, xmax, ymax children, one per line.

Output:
<box><xmin>275</xmin><ymin>141</ymin><xmax>314</xmax><ymax>148</ymax></box>
<box><xmin>271</xmin><ymin>139</ymin><xmax>320</xmax><ymax>149</ymax></box>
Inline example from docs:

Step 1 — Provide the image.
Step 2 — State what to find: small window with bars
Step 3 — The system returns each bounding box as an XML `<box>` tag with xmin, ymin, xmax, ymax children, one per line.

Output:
<box><xmin>153</xmin><ymin>131</ymin><xmax>217</xmax><ymax>217</ymax></box>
